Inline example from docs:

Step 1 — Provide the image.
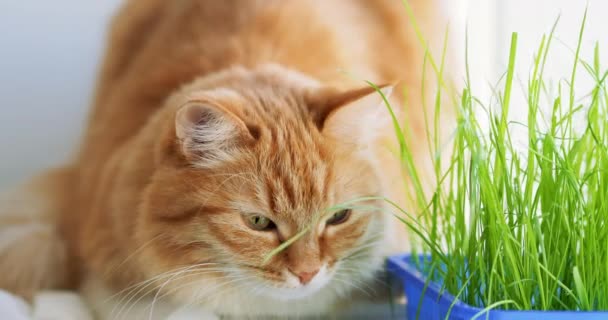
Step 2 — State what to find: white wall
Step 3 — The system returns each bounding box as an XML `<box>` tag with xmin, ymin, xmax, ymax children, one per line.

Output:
<box><xmin>457</xmin><ymin>0</ymin><xmax>608</xmax><ymax>98</ymax></box>
<box><xmin>0</xmin><ymin>1</ymin><xmax>607</xmax><ymax>189</ymax></box>
<box><xmin>0</xmin><ymin>0</ymin><xmax>121</xmax><ymax>189</ymax></box>
<box><xmin>495</xmin><ymin>0</ymin><xmax>608</xmax><ymax>78</ymax></box>
<box><xmin>461</xmin><ymin>0</ymin><xmax>608</xmax><ymax>146</ymax></box>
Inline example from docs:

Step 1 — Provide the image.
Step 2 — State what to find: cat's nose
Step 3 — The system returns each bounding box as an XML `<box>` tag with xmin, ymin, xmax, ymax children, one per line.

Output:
<box><xmin>295</xmin><ymin>269</ymin><xmax>319</xmax><ymax>285</ymax></box>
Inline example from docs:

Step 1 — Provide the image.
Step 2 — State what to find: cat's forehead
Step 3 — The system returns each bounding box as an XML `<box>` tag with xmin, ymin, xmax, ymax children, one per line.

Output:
<box><xmin>256</xmin><ymin>124</ymin><xmax>333</xmax><ymax>222</ymax></box>
<box><xmin>239</xmin><ymin>79</ymin><xmax>341</xmax><ymax>222</ymax></box>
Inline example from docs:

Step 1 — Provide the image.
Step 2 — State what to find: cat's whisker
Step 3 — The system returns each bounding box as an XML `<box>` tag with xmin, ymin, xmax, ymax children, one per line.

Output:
<box><xmin>350</xmin><ymin>235</ymin><xmax>384</xmax><ymax>249</ymax></box>
<box><xmin>341</xmin><ymin>246</ymin><xmax>380</xmax><ymax>262</ymax></box>
<box><xmin>110</xmin><ymin>265</ymin><xmax>202</xmax><ymax>310</ymax></box>
<box><xmin>328</xmin><ymin>280</ymin><xmax>349</xmax><ymax>299</ymax></box>
<box><xmin>202</xmin><ymin>275</ymin><xmax>257</xmax><ymax>311</ymax></box>
<box><xmin>348</xmin><ymin>275</ymin><xmax>380</xmax><ymax>295</ymax></box>
<box><xmin>342</xmin><ymin>252</ymin><xmax>374</xmax><ymax>263</ymax></box>
<box><xmin>108</xmin><ymin>263</ymin><xmax>207</xmax><ymax>303</ymax></box>
<box><xmin>104</xmin><ymin>234</ymin><xmax>165</xmax><ymax>281</ymax></box>
<box><xmin>334</xmin><ymin>265</ymin><xmax>367</xmax><ymax>274</ymax></box>
<box><xmin>245</xmin><ymin>279</ymin><xmax>265</xmax><ymax>298</ymax></box>
<box><xmin>332</xmin><ymin>274</ymin><xmax>374</xmax><ymax>297</ymax></box>
<box><xmin>145</xmin><ymin>266</ymin><xmax>235</xmax><ymax>320</ymax></box>
<box><xmin>106</xmin><ymin>260</ymin><xmax>212</xmax><ymax>307</ymax></box>
<box><xmin>118</xmin><ymin>269</ymin><xmax>232</xmax><ymax>320</ymax></box>
<box><xmin>109</xmin><ymin>267</ymin><xmax>198</xmax><ymax>319</ymax></box>
<box><xmin>347</xmin><ymin>241</ymin><xmax>383</xmax><ymax>254</ymax></box>
<box><xmin>350</xmin><ymin>237</ymin><xmax>384</xmax><ymax>254</ymax></box>
<box><xmin>249</xmin><ymin>277</ymin><xmax>278</xmax><ymax>297</ymax></box>
<box><xmin>121</xmin><ymin>267</ymin><xmax>232</xmax><ymax>319</ymax></box>
<box><xmin>115</xmin><ymin>272</ymin><xmax>208</xmax><ymax>320</ymax></box>
<box><xmin>148</xmin><ymin>274</ymin><xmax>257</xmax><ymax>318</ymax></box>
<box><xmin>148</xmin><ymin>269</ymin><xmax>248</xmax><ymax>306</ymax></box>
<box><xmin>112</xmin><ymin>264</ymin><xmax>226</xmax><ymax>320</ymax></box>
<box><xmin>332</xmin><ymin>275</ymin><xmax>368</xmax><ymax>296</ymax></box>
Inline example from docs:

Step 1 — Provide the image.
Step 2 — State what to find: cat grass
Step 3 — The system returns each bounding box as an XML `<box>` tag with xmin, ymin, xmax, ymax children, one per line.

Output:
<box><xmin>388</xmin><ymin>4</ymin><xmax>608</xmax><ymax>315</ymax></box>
<box><xmin>260</xmin><ymin>2</ymin><xmax>608</xmax><ymax>315</ymax></box>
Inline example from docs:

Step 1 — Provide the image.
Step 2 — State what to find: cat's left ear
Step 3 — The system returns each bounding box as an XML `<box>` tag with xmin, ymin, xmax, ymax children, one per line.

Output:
<box><xmin>308</xmin><ymin>84</ymin><xmax>395</xmax><ymax>143</ymax></box>
<box><xmin>171</xmin><ymin>99</ymin><xmax>255</xmax><ymax>167</ymax></box>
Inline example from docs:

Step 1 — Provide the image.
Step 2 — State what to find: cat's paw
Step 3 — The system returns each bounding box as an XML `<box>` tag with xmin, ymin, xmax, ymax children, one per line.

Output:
<box><xmin>32</xmin><ymin>291</ymin><xmax>93</xmax><ymax>320</ymax></box>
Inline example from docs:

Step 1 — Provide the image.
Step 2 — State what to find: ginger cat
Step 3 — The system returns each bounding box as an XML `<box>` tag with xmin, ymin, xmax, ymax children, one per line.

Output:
<box><xmin>0</xmin><ymin>0</ymin><xmax>446</xmax><ymax>318</ymax></box>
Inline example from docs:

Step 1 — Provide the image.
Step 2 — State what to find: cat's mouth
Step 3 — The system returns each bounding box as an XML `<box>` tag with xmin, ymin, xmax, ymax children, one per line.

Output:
<box><xmin>255</xmin><ymin>264</ymin><xmax>333</xmax><ymax>300</ymax></box>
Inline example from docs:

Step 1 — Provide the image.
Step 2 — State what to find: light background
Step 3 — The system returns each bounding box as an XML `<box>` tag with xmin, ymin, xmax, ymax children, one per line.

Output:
<box><xmin>0</xmin><ymin>0</ymin><xmax>606</xmax><ymax>190</ymax></box>
<box><xmin>0</xmin><ymin>0</ymin><xmax>122</xmax><ymax>190</ymax></box>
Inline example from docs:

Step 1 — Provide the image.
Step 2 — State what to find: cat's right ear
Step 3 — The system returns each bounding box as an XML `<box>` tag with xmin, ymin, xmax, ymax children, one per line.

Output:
<box><xmin>172</xmin><ymin>102</ymin><xmax>253</xmax><ymax>167</ymax></box>
<box><xmin>306</xmin><ymin>84</ymin><xmax>394</xmax><ymax>145</ymax></box>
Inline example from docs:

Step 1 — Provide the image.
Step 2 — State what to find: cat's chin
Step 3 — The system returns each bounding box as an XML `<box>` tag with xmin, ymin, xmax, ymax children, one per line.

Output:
<box><xmin>256</xmin><ymin>264</ymin><xmax>333</xmax><ymax>301</ymax></box>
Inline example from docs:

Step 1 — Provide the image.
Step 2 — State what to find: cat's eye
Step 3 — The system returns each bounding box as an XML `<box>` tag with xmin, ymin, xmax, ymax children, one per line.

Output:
<box><xmin>326</xmin><ymin>209</ymin><xmax>351</xmax><ymax>226</ymax></box>
<box><xmin>244</xmin><ymin>214</ymin><xmax>276</xmax><ymax>231</ymax></box>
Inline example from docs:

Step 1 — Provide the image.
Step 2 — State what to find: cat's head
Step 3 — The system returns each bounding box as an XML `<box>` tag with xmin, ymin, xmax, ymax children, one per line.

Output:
<box><xmin>137</xmin><ymin>65</ymin><xmax>396</xmax><ymax>303</ymax></box>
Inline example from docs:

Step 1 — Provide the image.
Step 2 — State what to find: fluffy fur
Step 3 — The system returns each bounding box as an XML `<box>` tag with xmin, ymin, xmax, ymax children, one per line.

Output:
<box><xmin>0</xmin><ymin>0</ymin><xmax>446</xmax><ymax>318</ymax></box>
<box><xmin>0</xmin><ymin>168</ymin><xmax>77</xmax><ymax>300</ymax></box>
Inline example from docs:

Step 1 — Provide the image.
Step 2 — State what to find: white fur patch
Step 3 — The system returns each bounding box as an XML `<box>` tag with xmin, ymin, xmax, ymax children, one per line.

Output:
<box><xmin>167</xmin><ymin>307</ymin><xmax>219</xmax><ymax>320</ymax></box>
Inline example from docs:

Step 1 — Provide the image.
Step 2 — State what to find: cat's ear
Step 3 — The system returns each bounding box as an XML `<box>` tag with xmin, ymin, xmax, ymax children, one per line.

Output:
<box><xmin>174</xmin><ymin>101</ymin><xmax>253</xmax><ymax>166</ymax></box>
<box><xmin>308</xmin><ymin>84</ymin><xmax>394</xmax><ymax>143</ymax></box>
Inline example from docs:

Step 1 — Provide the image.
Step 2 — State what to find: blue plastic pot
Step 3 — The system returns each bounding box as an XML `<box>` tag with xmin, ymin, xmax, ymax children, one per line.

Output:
<box><xmin>387</xmin><ymin>254</ymin><xmax>608</xmax><ymax>320</ymax></box>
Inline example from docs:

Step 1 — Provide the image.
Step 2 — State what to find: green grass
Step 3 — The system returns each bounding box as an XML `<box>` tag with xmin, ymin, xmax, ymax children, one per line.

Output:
<box><xmin>387</xmin><ymin>4</ymin><xmax>608</xmax><ymax>314</ymax></box>
<box><xmin>257</xmin><ymin>2</ymin><xmax>608</xmax><ymax>315</ymax></box>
